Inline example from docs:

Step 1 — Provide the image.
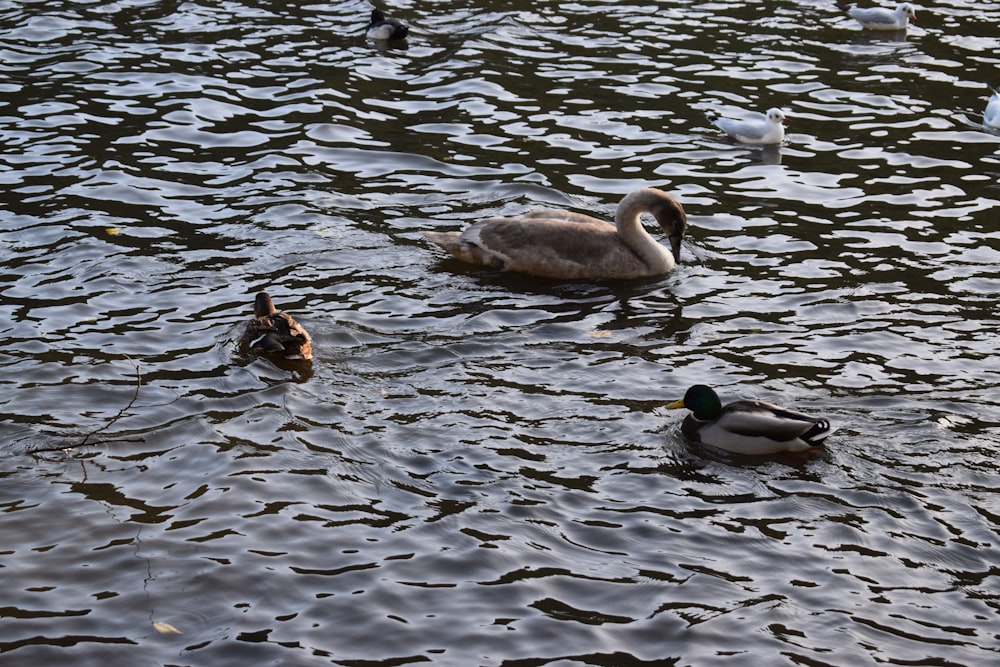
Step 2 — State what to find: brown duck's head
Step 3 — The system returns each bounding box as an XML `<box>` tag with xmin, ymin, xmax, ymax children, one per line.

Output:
<box><xmin>254</xmin><ymin>292</ymin><xmax>277</xmax><ymax>318</ymax></box>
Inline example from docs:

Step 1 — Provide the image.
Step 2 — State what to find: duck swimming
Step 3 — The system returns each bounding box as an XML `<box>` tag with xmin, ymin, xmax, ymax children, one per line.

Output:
<box><xmin>241</xmin><ymin>292</ymin><xmax>313</xmax><ymax>361</ymax></box>
<box><xmin>848</xmin><ymin>3</ymin><xmax>916</xmax><ymax>30</ymax></box>
<box><xmin>667</xmin><ymin>384</ymin><xmax>834</xmax><ymax>455</ymax></box>
<box><xmin>423</xmin><ymin>188</ymin><xmax>686</xmax><ymax>280</ymax></box>
<box><xmin>707</xmin><ymin>107</ymin><xmax>787</xmax><ymax>145</ymax></box>
<box><xmin>365</xmin><ymin>8</ymin><xmax>408</xmax><ymax>41</ymax></box>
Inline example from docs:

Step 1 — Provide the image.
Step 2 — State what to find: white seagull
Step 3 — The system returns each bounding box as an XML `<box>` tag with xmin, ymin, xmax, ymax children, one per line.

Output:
<box><xmin>848</xmin><ymin>3</ymin><xmax>916</xmax><ymax>30</ymax></box>
<box><xmin>984</xmin><ymin>89</ymin><xmax>1000</xmax><ymax>129</ymax></box>
<box><xmin>707</xmin><ymin>107</ymin><xmax>787</xmax><ymax>145</ymax></box>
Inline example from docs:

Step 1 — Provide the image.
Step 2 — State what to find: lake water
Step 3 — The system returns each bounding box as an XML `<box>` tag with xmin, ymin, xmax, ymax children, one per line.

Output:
<box><xmin>2</xmin><ymin>0</ymin><xmax>999</xmax><ymax>665</ymax></box>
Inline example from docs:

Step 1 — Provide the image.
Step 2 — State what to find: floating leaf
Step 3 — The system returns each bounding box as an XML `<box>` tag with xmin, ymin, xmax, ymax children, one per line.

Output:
<box><xmin>105</xmin><ymin>227</ymin><xmax>120</xmax><ymax>236</ymax></box>
<box><xmin>586</xmin><ymin>330</ymin><xmax>612</xmax><ymax>338</ymax></box>
<box><xmin>153</xmin><ymin>621</ymin><xmax>182</xmax><ymax>635</ymax></box>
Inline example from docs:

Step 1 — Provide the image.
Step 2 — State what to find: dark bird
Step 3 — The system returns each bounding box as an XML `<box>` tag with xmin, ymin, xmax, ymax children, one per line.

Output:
<box><xmin>366</xmin><ymin>8</ymin><xmax>409</xmax><ymax>41</ymax></box>
<box><xmin>241</xmin><ymin>292</ymin><xmax>312</xmax><ymax>361</ymax></box>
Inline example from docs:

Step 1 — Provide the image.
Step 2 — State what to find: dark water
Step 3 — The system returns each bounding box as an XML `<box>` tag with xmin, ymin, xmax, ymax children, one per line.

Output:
<box><xmin>2</xmin><ymin>0</ymin><xmax>999</xmax><ymax>665</ymax></box>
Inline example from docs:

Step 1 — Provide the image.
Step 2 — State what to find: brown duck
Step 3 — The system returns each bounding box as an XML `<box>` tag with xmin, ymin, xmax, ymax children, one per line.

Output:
<box><xmin>241</xmin><ymin>292</ymin><xmax>312</xmax><ymax>361</ymax></box>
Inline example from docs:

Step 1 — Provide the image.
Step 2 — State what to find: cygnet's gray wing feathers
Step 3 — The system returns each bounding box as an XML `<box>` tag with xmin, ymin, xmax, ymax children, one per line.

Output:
<box><xmin>463</xmin><ymin>216</ymin><xmax>630</xmax><ymax>278</ymax></box>
<box><xmin>424</xmin><ymin>214</ymin><xmax>665</xmax><ymax>280</ymax></box>
<box><xmin>518</xmin><ymin>209</ymin><xmax>609</xmax><ymax>225</ymax></box>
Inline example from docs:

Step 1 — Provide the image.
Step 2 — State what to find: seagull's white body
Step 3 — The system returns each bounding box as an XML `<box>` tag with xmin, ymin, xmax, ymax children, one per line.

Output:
<box><xmin>848</xmin><ymin>3</ymin><xmax>916</xmax><ymax>30</ymax></box>
<box><xmin>709</xmin><ymin>108</ymin><xmax>786</xmax><ymax>145</ymax></box>
<box><xmin>984</xmin><ymin>90</ymin><xmax>1000</xmax><ymax>129</ymax></box>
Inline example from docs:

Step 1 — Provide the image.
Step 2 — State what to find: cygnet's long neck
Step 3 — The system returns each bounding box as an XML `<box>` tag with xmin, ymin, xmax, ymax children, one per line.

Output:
<box><xmin>614</xmin><ymin>189</ymin><xmax>687</xmax><ymax>271</ymax></box>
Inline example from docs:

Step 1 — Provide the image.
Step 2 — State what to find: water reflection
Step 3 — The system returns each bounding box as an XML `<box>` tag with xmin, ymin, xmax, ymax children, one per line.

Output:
<box><xmin>2</xmin><ymin>0</ymin><xmax>1000</xmax><ymax>665</ymax></box>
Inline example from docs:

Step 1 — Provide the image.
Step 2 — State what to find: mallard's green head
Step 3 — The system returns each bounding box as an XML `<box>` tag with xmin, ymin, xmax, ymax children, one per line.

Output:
<box><xmin>667</xmin><ymin>384</ymin><xmax>723</xmax><ymax>421</ymax></box>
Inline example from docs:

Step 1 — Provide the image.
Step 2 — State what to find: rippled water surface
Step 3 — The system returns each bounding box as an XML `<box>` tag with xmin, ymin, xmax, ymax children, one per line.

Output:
<box><xmin>2</xmin><ymin>0</ymin><xmax>1000</xmax><ymax>665</ymax></box>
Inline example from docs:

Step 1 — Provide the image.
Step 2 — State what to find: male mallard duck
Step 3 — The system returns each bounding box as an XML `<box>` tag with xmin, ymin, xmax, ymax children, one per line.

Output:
<box><xmin>984</xmin><ymin>89</ymin><xmax>1000</xmax><ymax>130</ymax></box>
<box><xmin>707</xmin><ymin>107</ymin><xmax>787</xmax><ymax>145</ymax></box>
<box><xmin>848</xmin><ymin>3</ymin><xmax>916</xmax><ymax>31</ymax></box>
<box><xmin>365</xmin><ymin>8</ymin><xmax>408</xmax><ymax>41</ymax></box>
<box><xmin>241</xmin><ymin>292</ymin><xmax>312</xmax><ymax>361</ymax></box>
<box><xmin>667</xmin><ymin>384</ymin><xmax>834</xmax><ymax>455</ymax></box>
<box><xmin>423</xmin><ymin>188</ymin><xmax>686</xmax><ymax>280</ymax></box>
